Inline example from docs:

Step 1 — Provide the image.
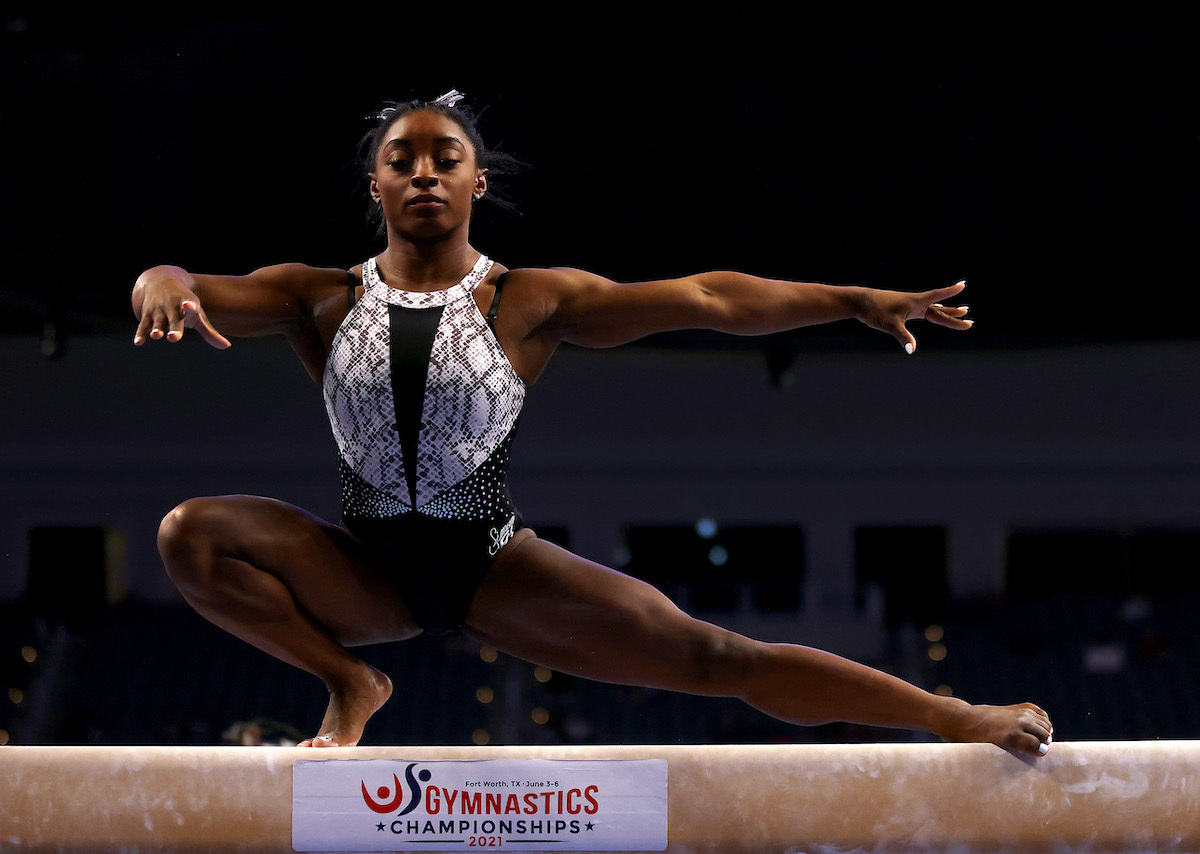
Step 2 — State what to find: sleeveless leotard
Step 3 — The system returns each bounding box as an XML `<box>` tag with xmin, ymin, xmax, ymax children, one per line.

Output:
<box><xmin>322</xmin><ymin>254</ymin><xmax>526</xmax><ymax>633</ymax></box>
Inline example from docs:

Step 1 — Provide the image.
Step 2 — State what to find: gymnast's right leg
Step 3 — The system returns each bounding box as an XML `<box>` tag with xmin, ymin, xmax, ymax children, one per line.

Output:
<box><xmin>156</xmin><ymin>495</ymin><xmax>420</xmax><ymax>746</ymax></box>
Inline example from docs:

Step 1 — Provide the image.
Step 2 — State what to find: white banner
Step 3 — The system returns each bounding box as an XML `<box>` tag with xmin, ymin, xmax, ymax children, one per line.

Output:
<box><xmin>293</xmin><ymin>758</ymin><xmax>667</xmax><ymax>851</ymax></box>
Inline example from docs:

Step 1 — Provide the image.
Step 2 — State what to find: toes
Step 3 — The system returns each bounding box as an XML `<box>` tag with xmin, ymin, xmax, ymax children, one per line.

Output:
<box><xmin>1003</xmin><ymin>728</ymin><xmax>1050</xmax><ymax>758</ymax></box>
<box><xmin>1026</xmin><ymin>733</ymin><xmax>1051</xmax><ymax>757</ymax></box>
<box><xmin>299</xmin><ymin>735</ymin><xmax>339</xmax><ymax>748</ymax></box>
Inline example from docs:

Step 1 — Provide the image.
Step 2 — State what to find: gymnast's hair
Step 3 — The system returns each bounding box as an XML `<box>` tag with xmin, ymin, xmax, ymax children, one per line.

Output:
<box><xmin>359</xmin><ymin>90</ymin><xmax>523</xmax><ymax>234</ymax></box>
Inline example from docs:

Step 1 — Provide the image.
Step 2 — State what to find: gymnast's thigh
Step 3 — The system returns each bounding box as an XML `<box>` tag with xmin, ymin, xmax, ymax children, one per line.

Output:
<box><xmin>162</xmin><ymin>494</ymin><xmax>422</xmax><ymax>646</ymax></box>
<box><xmin>463</xmin><ymin>534</ymin><xmax>738</xmax><ymax>691</ymax></box>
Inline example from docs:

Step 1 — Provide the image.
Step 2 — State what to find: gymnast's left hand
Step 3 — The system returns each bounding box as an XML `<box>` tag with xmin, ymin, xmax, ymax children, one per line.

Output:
<box><xmin>856</xmin><ymin>280</ymin><xmax>972</xmax><ymax>354</ymax></box>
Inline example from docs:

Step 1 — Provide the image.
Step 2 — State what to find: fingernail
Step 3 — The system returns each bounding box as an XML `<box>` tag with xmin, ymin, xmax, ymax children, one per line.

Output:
<box><xmin>956</xmin><ymin>280</ymin><xmax>966</xmax><ymax>287</ymax></box>
<box><xmin>1038</xmin><ymin>743</ymin><xmax>1049</xmax><ymax>755</ymax></box>
<box><xmin>905</xmin><ymin>343</ymin><xmax>914</xmax><ymax>355</ymax></box>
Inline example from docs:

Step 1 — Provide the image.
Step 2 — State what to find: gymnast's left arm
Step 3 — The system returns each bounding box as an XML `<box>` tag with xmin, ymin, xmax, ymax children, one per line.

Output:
<box><xmin>528</xmin><ymin>268</ymin><xmax>972</xmax><ymax>352</ymax></box>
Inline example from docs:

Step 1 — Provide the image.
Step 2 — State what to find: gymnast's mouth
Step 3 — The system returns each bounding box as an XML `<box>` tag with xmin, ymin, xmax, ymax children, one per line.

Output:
<box><xmin>407</xmin><ymin>194</ymin><xmax>445</xmax><ymax>206</ymax></box>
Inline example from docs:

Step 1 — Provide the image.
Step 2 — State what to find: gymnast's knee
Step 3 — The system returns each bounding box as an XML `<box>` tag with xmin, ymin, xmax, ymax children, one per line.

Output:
<box><xmin>157</xmin><ymin>497</ymin><xmax>228</xmax><ymax>584</ymax></box>
<box><xmin>675</xmin><ymin>623</ymin><xmax>761</xmax><ymax>695</ymax></box>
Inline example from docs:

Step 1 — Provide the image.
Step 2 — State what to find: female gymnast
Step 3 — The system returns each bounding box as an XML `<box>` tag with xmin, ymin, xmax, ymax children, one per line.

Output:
<box><xmin>131</xmin><ymin>91</ymin><xmax>1053</xmax><ymax>756</ymax></box>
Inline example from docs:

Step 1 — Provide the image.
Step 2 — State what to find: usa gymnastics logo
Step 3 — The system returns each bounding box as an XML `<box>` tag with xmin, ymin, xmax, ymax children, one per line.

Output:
<box><xmin>293</xmin><ymin>757</ymin><xmax>668</xmax><ymax>851</ymax></box>
<box><xmin>361</xmin><ymin>763</ymin><xmax>431</xmax><ymax>815</ymax></box>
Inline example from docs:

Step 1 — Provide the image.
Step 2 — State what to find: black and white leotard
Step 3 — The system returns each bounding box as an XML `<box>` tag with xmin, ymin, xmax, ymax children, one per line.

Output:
<box><xmin>322</xmin><ymin>254</ymin><xmax>526</xmax><ymax>633</ymax></box>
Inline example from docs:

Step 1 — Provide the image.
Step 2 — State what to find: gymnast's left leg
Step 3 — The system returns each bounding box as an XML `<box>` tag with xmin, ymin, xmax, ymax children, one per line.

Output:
<box><xmin>467</xmin><ymin>534</ymin><xmax>1052</xmax><ymax>757</ymax></box>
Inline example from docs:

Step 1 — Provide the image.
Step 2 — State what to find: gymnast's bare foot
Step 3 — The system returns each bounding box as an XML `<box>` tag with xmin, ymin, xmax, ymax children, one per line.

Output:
<box><xmin>300</xmin><ymin>665</ymin><xmax>393</xmax><ymax>747</ymax></box>
<box><xmin>935</xmin><ymin>698</ymin><xmax>1054</xmax><ymax>758</ymax></box>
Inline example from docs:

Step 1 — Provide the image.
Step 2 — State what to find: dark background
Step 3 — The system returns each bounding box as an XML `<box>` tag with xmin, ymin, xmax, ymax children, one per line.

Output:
<box><xmin>2</xmin><ymin>15</ymin><xmax>1198</xmax><ymax>748</ymax></box>
<box><xmin>2</xmin><ymin>15</ymin><xmax>1195</xmax><ymax>352</ymax></box>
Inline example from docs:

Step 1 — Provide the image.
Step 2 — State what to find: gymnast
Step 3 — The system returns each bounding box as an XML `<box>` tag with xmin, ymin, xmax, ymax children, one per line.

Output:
<box><xmin>131</xmin><ymin>90</ymin><xmax>1053</xmax><ymax>757</ymax></box>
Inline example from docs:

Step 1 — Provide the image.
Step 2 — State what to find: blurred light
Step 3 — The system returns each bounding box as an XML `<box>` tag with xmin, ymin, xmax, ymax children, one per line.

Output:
<box><xmin>707</xmin><ymin>545</ymin><xmax>728</xmax><ymax>566</ymax></box>
<box><xmin>8</xmin><ymin>688</ymin><xmax>23</xmax><ymax>705</ymax></box>
<box><xmin>475</xmin><ymin>686</ymin><xmax>495</xmax><ymax>705</ymax></box>
<box><xmin>1083</xmin><ymin>643</ymin><xmax>1126</xmax><ymax>674</ymax></box>
<box><xmin>695</xmin><ymin>517</ymin><xmax>718</xmax><ymax>539</ymax></box>
<box><xmin>934</xmin><ymin>684</ymin><xmax>954</xmax><ymax>696</ymax></box>
<box><xmin>533</xmin><ymin>666</ymin><xmax>553</xmax><ymax>684</ymax></box>
<box><xmin>924</xmin><ymin>625</ymin><xmax>944</xmax><ymax>643</ymax></box>
<box><xmin>479</xmin><ymin>647</ymin><xmax>498</xmax><ymax>663</ymax></box>
<box><xmin>531</xmin><ymin>708</ymin><xmax>550</xmax><ymax>726</ymax></box>
<box><xmin>0</xmin><ymin>729</ymin><xmax>8</xmax><ymax>746</ymax></box>
<box><xmin>472</xmin><ymin>729</ymin><xmax>490</xmax><ymax>746</ymax></box>
<box><xmin>41</xmin><ymin>322</ymin><xmax>61</xmax><ymax>359</ymax></box>
<box><xmin>928</xmin><ymin>643</ymin><xmax>947</xmax><ymax>662</ymax></box>
<box><xmin>612</xmin><ymin>546</ymin><xmax>631</xmax><ymax>567</ymax></box>
<box><xmin>20</xmin><ymin>646</ymin><xmax>36</xmax><ymax>664</ymax></box>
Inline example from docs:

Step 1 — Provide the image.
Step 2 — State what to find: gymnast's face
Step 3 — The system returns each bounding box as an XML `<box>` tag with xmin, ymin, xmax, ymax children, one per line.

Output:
<box><xmin>369</xmin><ymin>110</ymin><xmax>488</xmax><ymax>239</ymax></box>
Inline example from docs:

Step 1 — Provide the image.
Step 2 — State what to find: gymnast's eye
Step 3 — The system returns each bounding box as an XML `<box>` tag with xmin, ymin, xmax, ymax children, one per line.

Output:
<box><xmin>387</xmin><ymin>158</ymin><xmax>411</xmax><ymax>171</ymax></box>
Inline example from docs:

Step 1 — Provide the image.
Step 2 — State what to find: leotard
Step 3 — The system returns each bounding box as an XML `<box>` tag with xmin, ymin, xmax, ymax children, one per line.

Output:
<box><xmin>322</xmin><ymin>254</ymin><xmax>526</xmax><ymax>633</ymax></box>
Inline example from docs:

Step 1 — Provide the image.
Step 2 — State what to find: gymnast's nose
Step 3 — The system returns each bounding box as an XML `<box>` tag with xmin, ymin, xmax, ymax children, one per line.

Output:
<box><xmin>411</xmin><ymin>159</ymin><xmax>439</xmax><ymax>189</ymax></box>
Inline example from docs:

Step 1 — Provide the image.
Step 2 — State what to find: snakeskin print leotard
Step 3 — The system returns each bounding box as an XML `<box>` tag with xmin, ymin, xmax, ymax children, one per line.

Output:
<box><xmin>322</xmin><ymin>254</ymin><xmax>526</xmax><ymax>633</ymax></box>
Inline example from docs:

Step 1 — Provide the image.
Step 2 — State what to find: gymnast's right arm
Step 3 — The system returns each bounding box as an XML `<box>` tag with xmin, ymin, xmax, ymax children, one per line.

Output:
<box><xmin>131</xmin><ymin>263</ymin><xmax>335</xmax><ymax>349</ymax></box>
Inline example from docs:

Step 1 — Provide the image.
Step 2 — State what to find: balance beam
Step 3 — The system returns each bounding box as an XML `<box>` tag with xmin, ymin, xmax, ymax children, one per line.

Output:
<box><xmin>1</xmin><ymin>741</ymin><xmax>1196</xmax><ymax>852</ymax></box>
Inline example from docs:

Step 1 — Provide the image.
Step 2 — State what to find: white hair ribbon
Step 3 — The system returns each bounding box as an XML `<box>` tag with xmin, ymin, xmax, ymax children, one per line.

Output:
<box><xmin>433</xmin><ymin>89</ymin><xmax>466</xmax><ymax>108</ymax></box>
<box><xmin>369</xmin><ymin>91</ymin><xmax>464</xmax><ymax>124</ymax></box>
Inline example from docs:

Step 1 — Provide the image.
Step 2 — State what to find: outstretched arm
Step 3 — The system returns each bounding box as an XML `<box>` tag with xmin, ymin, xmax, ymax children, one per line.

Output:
<box><xmin>131</xmin><ymin>263</ymin><xmax>348</xmax><ymax>349</ymax></box>
<box><xmin>527</xmin><ymin>268</ymin><xmax>971</xmax><ymax>352</ymax></box>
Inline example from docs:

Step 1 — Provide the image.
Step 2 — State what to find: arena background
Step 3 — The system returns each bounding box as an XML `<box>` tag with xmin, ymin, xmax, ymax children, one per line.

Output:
<box><xmin>1</xmin><ymin>16</ymin><xmax>1196</xmax><ymax>748</ymax></box>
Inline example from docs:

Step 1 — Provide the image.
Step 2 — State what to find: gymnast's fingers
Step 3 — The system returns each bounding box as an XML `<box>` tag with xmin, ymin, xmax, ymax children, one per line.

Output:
<box><xmin>181</xmin><ymin>300</ymin><xmax>232</xmax><ymax>349</ymax></box>
<box><xmin>926</xmin><ymin>302</ymin><xmax>973</xmax><ymax>330</ymax></box>
<box><xmin>133</xmin><ymin>309</ymin><xmax>156</xmax><ymax>346</ymax></box>
<box><xmin>925</xmin><ymin>280</ymin><xmax>966</xmax><ymax>305</ymax></box>
<box><xmin>149</xmin><ymin>305</ymin><xmax>174</xmax><ymax>341</ymax></box>
<box><xmin>165</xmin><ymin>302</ymin><xmax>189</xmax><ymax>342</ymax></box>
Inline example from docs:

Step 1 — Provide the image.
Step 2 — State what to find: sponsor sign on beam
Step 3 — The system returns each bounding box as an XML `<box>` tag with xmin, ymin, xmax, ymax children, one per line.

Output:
<box><xmin>294</xmin><ymin>758</ymin><xmax>668</xmax><ymax>851</ymax></box>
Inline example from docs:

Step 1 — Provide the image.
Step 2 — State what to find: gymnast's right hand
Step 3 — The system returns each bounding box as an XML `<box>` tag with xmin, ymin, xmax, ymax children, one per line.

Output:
<box><xmin>132</xmin><ymin>265</ymin><xmax>231</xmax><ymax>349</ymax></box>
